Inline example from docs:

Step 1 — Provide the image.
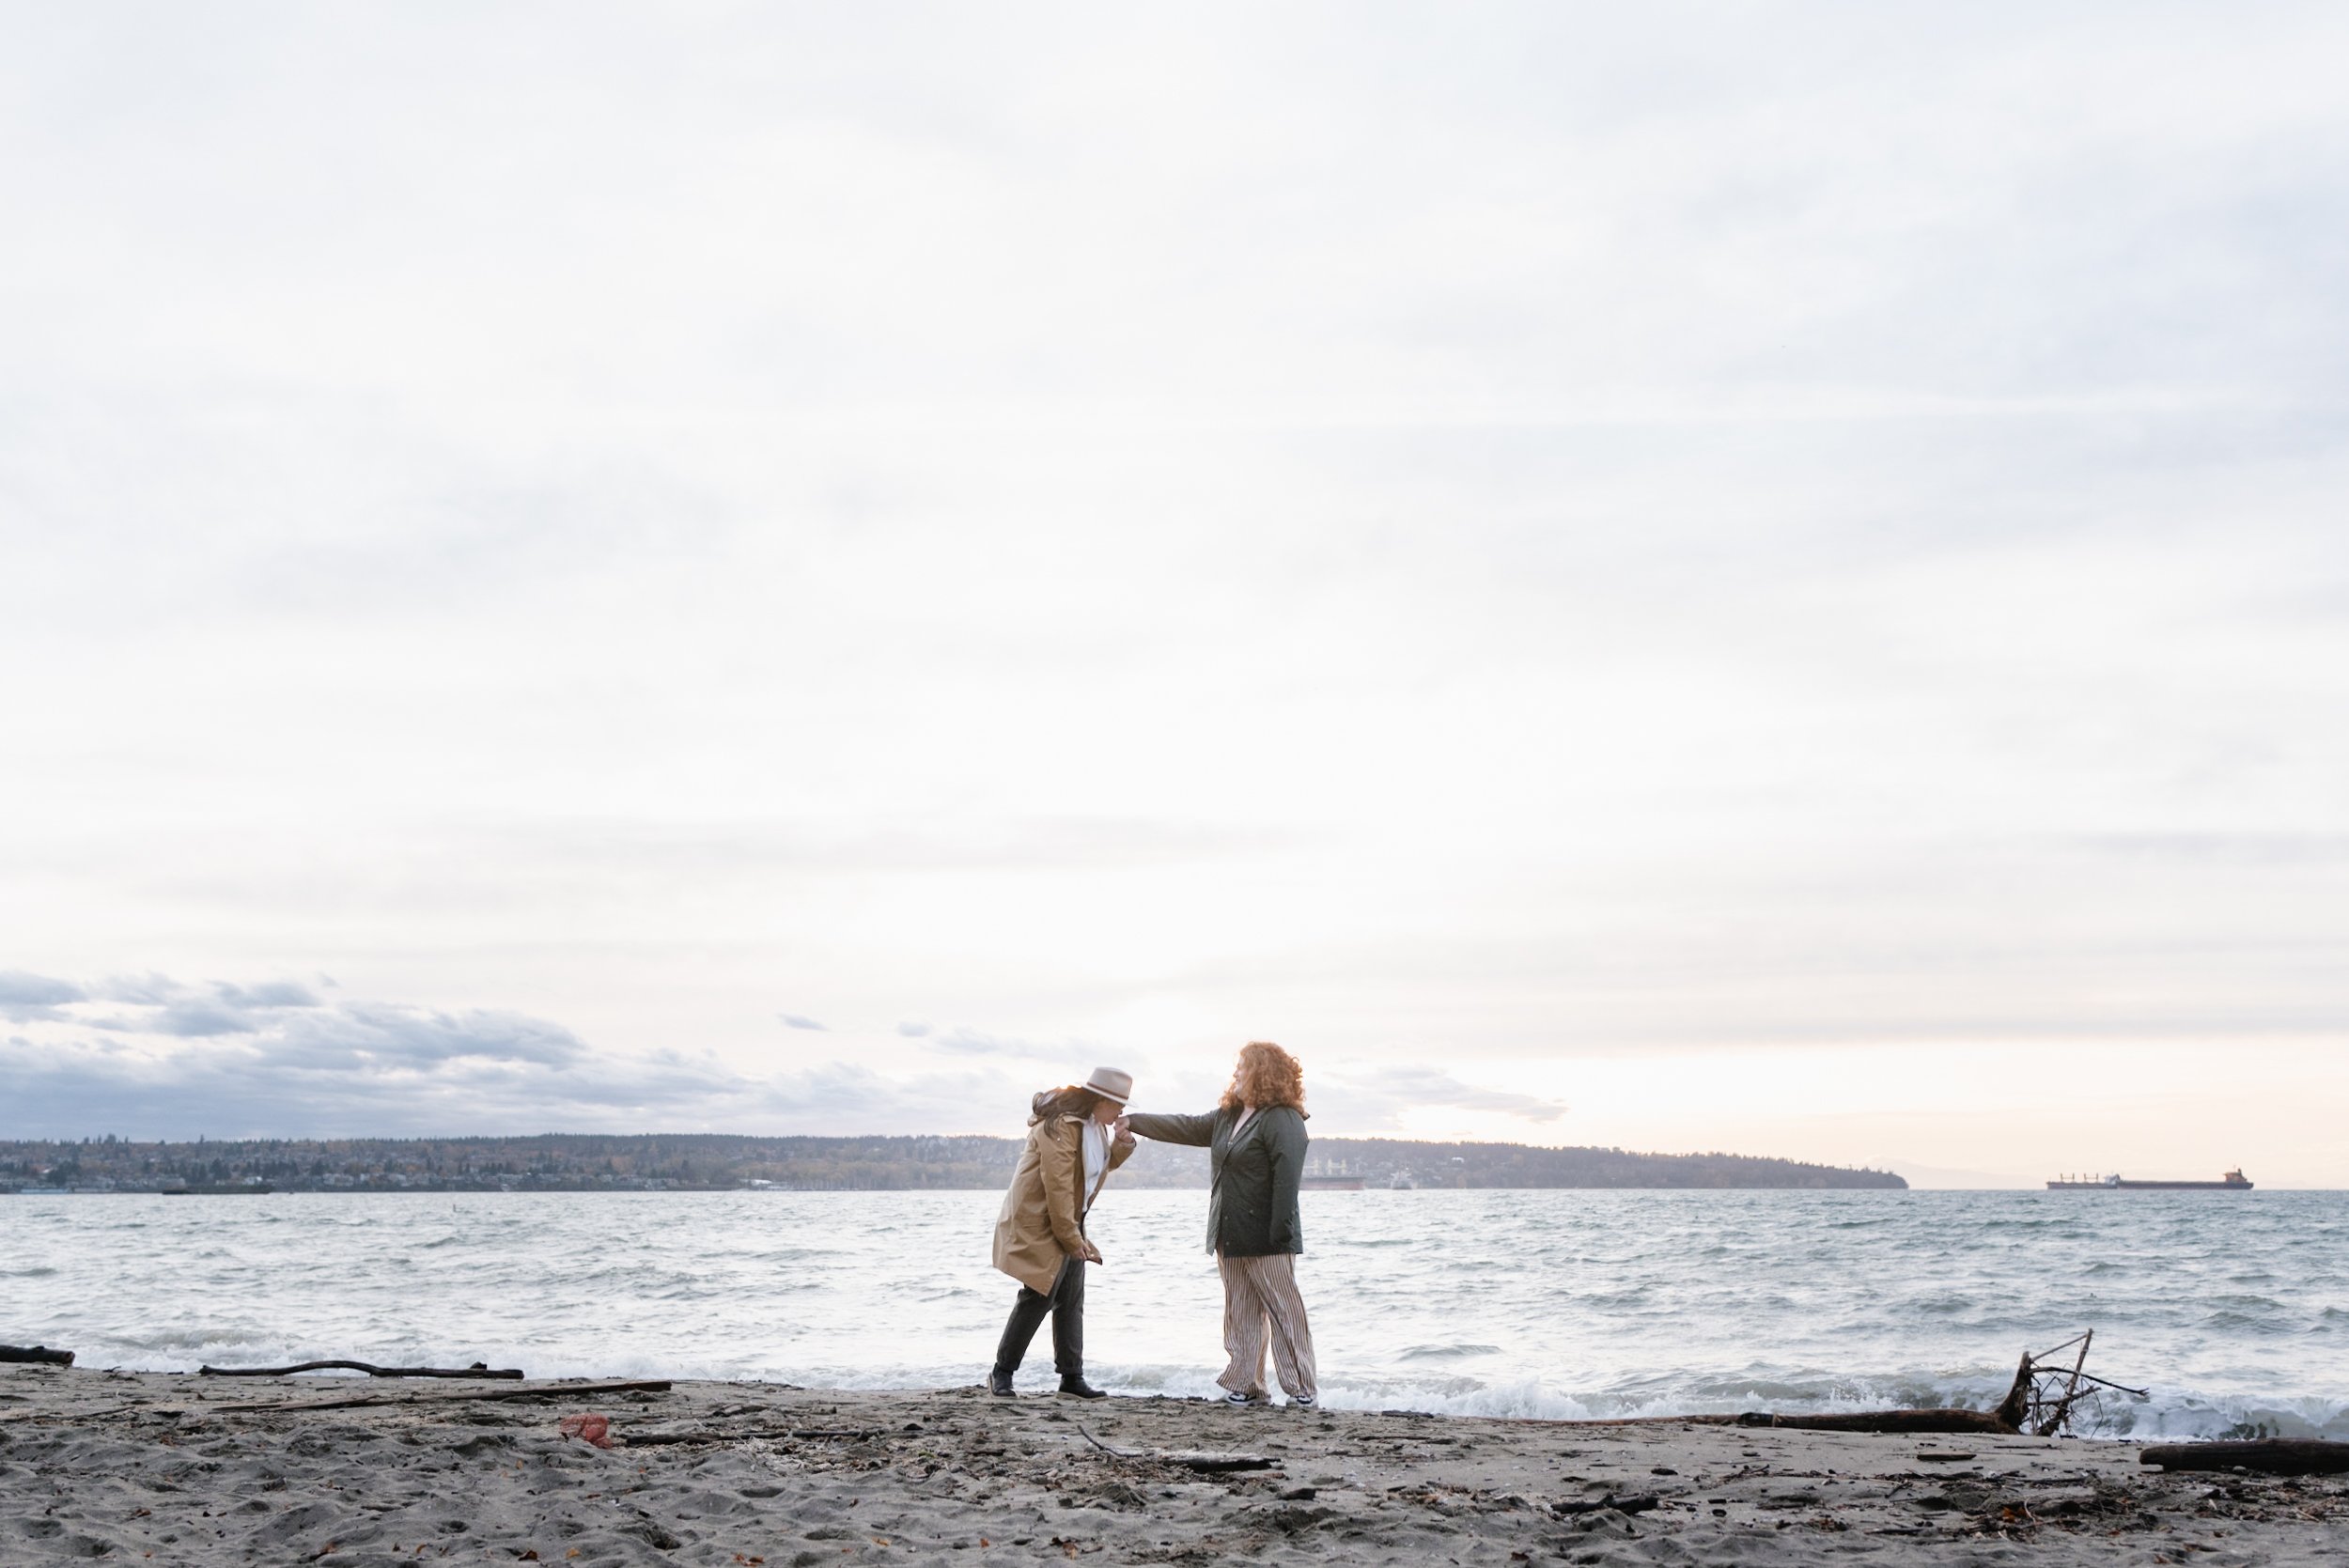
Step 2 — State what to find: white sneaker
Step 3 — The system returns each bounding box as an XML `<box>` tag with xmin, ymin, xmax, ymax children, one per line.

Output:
<box><xmin>1222</xmin><ymin>1389</ymin><xmax>1268</xmax><ymax>1407</ymax></box>
<box><xmin>1288</xmin><ymin>1393</ymin><xmax>1315</xmax><ymax>1408</ymax></box>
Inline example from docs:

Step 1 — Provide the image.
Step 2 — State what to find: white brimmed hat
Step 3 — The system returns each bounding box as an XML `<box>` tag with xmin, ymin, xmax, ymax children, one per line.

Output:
<box><xmin>1083</xmin><ymin>1066</ymin><xmax>1133</xmax><ymax>1106</ymax></box>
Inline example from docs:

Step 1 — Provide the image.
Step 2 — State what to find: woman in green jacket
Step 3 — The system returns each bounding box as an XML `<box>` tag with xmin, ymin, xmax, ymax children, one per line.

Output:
<box><xmin>1125</xmin><ymin>1041</ymin><xmax>1317</xmax><ymax>1407</ymax></box>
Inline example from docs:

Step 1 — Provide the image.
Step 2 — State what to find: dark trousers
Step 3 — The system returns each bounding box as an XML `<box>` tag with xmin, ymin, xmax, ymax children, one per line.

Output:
<box><xmin>994</xmin><ymin>1254</ymin><xmax>1084</xmax><ymax>1378</ymax></box>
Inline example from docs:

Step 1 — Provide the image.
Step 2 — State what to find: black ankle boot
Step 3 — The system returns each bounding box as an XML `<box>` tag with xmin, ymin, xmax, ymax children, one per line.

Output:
<box><xmin>1057</xmin><ymin>1374</ymin><xmax>1108</xmax><ymax>1400</ymax></box>
<box><xmin>988</xmin><ymin>1367</ymin><xmax>1015</xmax><ymax>1397</ymax></box>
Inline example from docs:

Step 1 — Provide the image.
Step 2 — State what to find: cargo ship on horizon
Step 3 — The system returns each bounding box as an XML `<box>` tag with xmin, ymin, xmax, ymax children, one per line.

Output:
<box><xmin>2046</xmin><ymin>1168</ymin><xmax>2253</xmax><ymax>1191</ymax></box>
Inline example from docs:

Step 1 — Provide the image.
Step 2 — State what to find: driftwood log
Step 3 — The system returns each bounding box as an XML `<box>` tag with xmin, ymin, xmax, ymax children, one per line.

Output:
<box><xmin>209</xmin><ymin>1378</ymin><xmax>674</xmax><ymax>1416</ymax></box>
<box><xmin>1154</xmin><ymin>1451</ymin><xmax>1278</xmax><ymax>1473</ymax></box>
<box><xmin>1728</xmin><ymin>1341</ymin><xmax>2145</xmax><ymax>1436</ymax></box>
<box><xmin>1526</xmin><ymin>1342</ymin><xmax>2133</xmax><ymax>1437</ymax></box>
<box><xmin>2140</xmin><ymin>1440</ymin><xmax>2349</xmax><ymax>1476</ymax></box>
<box><xmin>1552</xmin><ymin>1493</ymin><xmax>1662</xmax><ymax>1517</ymax></box>
<box><xmin>1733</xmin><ymin>1408</ymin><xmax>2020</xmax><ymax>1435</ymax></box>
<box><xmin>198</xmin><ymin>1359</ymin><xmax>522</xmax><ymax>1379</ymax></box>
<box><xmin>1076</xmin><ymin>1424</ymin><xmax>1276</xmax><ymax>1471</ymax></box>
<box><xmin>621</xmin><ymin>1427</ymin><xmax>880</xmax><ymax>1447</ymax></box>
<box><xmin>1718</xmin><ymin>1353</ymin><xmax>2031</xmax><ymax>1436</ymax></box>
<box><xmin>0</xmin><ymin>1344</ymin><xmax>74</xmax><ymax>1366</ymax></box>
<box><xmin>1515</xmin><ymin>1410</ymin><xmax>2019</xmax><ymax>1433</ymax></box>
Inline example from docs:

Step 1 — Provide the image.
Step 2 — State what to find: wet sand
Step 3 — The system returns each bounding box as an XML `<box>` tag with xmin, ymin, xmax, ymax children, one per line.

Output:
<box><xmin>2</xmin><ymin>1365</ymin><xmax>2339</xmax><ymax>1564</ymax></box>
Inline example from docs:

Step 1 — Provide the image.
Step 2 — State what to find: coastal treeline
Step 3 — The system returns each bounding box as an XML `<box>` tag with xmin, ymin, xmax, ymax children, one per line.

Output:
<box><xmin>1303</xmin><ymin>1139</ymin><xmax>1908</xmax><ymax>1189</ymax></box>
<box><xmin>0</xmin><ymin>1134</ymin><xmax>1904</xmax><ymax>1192</ymax></box>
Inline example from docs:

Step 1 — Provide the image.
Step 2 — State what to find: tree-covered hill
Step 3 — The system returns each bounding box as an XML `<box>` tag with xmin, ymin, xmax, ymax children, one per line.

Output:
<box><xmin>1</xmin><ymin>1133</ymin><xmax>1905</xmax><ymax>1191</ymax></box>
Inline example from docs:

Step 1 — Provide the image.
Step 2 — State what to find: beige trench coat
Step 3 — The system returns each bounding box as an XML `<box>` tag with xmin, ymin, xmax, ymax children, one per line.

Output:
<box><xmin>991</xmin><ymin>1112</ymin><xmax>1133</xmax><ymax>1296</ymax></box>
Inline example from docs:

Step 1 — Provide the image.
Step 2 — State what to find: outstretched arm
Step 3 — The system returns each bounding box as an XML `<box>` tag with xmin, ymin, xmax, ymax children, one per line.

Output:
<box><xmin>1123</xmin><ymin>1110</ymin><xmax>1218</xmax><ymax>1147</ymax></box>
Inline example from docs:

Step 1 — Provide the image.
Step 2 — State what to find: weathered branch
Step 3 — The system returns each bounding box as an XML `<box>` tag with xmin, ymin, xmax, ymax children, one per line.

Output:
<box><xmin>2040</xmin><ymin>1370</ymin><xmax>2147</xmax><ymax>1396</ymax></box>
<box><xmin>199</xmin><ymin>1360</ymin><xmax>522</xmax><ymax>1380</ymax></box>
<box><xmin>2140</xmin><ymin>1440</ymin><xmax>2349</xmax><ymax>1476</ymax></box>
<box><xmin>0</xmin><ymin>1344</ymin><xmax>74</xmax><ymax>1366</ymax></box>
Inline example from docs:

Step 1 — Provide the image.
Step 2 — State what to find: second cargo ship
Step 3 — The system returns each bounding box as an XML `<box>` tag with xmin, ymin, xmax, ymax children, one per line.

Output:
<box><xmin>2046</xmin><ymin>1169</ymin><xmax>2253</xmax><ymax>1191</ymax></box>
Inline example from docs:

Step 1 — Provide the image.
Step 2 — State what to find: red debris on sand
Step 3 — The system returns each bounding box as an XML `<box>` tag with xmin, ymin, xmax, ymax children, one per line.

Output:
<box><xmin>558</xmin><ymin>1413</ymin><xmax>613</xmax><ymax>1449</ymax></box>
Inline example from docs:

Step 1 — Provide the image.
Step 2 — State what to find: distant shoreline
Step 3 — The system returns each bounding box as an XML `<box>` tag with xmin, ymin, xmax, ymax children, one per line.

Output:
<box><xmin>2</xmin><ymin>1132</ymin><xmax>1906</xmax><ymax>1194</ymax></box>
<box><xmin>8</xmin><ymin>1184</ymin><xmax>2331</xmax><ymax>1195</ymax></box>
<box><xmin>6</xmin><ymin>1184</ymin><xmax>1934</xmax><ymax>1196</ymax></box>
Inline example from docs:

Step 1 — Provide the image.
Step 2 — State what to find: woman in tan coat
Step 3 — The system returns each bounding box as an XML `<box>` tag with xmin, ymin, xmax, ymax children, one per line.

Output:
<box><xmin>989</xmin><ymin>1066</ymin><xmax>1135</xmax><ymax>1399</ymax></box>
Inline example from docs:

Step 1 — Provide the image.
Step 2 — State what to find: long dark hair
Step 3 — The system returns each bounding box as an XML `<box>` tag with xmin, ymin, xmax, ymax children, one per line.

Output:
<box><xmin>1032</xmin><ymin>1084</ymin><xmax>1103</xmax><ymax>1121</ymax></box>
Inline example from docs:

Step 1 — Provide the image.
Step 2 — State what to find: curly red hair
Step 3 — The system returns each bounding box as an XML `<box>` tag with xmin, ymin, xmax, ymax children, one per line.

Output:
<box><xmin>1219</xmin><ymin>1041</ymin><xmax>1304</xmax><ymax>1113</ymax></box>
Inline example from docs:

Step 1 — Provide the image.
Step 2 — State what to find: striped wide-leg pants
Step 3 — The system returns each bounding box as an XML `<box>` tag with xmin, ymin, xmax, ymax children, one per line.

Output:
<box><xmin>1217</xmin><ymin>1252</ymin><xmax>1317</xmax><ymax>1400</ymax></box>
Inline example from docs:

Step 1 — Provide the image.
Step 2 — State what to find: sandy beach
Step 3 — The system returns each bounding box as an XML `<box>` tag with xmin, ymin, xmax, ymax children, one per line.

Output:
<box><xmin>2</xmin><ymin>1365</ymin><xmax>2339</xmax><ymax>1565</ymax></box>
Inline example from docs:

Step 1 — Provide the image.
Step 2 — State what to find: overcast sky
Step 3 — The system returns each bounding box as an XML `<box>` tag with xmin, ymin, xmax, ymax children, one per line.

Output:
<box><xmin>5</xmin><ymin>4</ymin><xmax>2346</xmax><ymax>1185</ymax></box>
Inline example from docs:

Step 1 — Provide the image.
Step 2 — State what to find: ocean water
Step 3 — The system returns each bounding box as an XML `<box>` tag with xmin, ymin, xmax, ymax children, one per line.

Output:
<box><xmin>3</xmin><ymin>1188</ymin><xmax>2341</xmax><ymax>1440</ymax></box>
